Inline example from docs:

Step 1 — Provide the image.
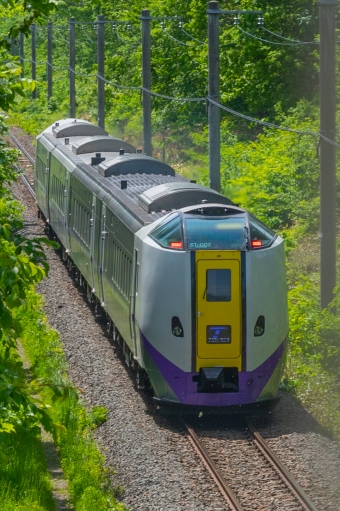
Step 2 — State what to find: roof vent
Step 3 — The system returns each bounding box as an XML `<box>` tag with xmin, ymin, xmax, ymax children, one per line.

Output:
<box><xmin>65</xmin><ymin>138</ymin><xmax>69</xmax><ymax>145</ymax></box>
<box><xmin>71</xmin><ymin>136</ymin><xmax>136</xmax><ymax>155</ymax></box>
<box><xmin>121</xmin><ymin>180</ymin><xmax>127</xmax><ymax>189</ymax></box>
<box><xmin>119</xmin><ymin>148</ymin><xmax>125</xmax><ymax>155</ymax></box>
<box><xmin>52</xmin><ymin>122</ymin><xmax>108</xmax><ymax>139</ymax></box>
<box><xmin>91</xmin><ymin>154</ymin><xmax>105</xmax><ymax>166</ymax></box>
<box><xmin>98</xmin><ymin>154</ymin><xmax>175</xmax><ymax>178</ymax></box>
<box><xmin>137</xmin><ymin>149</ymin><xmax>142</xmax><ymax>154</ymax></box>
<box><xmin>138</xmin><ymin>182</ymin><xmax>235</xmax><ymax>213</ymax></box>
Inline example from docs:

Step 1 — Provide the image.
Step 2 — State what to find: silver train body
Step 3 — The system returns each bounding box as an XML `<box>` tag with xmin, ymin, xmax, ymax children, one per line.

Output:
<box><xmin>35</xmin><ymin>119</ymin><xmax>288</xmax><ymax>410</ymax></box>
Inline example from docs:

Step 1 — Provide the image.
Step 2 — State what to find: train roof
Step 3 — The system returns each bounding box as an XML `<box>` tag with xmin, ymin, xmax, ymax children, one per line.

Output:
<box><xmin>52</xmin><ymin>120</ymin><xmax>108</xmax><ymax>138</ymax></box>
<box><xmin>97</xmin><ymin>153</ymin><xmax>174</xmax><ymax>177</ymax></box>
<box><xmin>37</xmin><ymin>121</ymin><xmax>236</xmax><ymax>228</ymax></box>
<box><xmin>37</xmin><ymin>118</ymin><xmax>93</xmax><ymax>135</ymax></box>
<box><xmin>72</xmin><ymin>136</ymin><xmax>136</xmax><ymax>155</ymax></box>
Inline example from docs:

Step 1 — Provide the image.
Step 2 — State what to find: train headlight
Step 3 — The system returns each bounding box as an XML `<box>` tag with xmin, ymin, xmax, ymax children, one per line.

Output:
<box><xmin>254</xmin><ymin>315</ymin><xmax>265</xmax><ymax>336</ymax></box>
<box><xmin>172</xmin><ymin>316</ymin><xmax>184</xmax><ymax>337</ymax></box>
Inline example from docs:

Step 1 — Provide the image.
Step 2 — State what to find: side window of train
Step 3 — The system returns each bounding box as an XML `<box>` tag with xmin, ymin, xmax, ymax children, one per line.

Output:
<box><xmin>73</xmin><ymin>198</ymin><xmax>77</xmax><ymax>230</ymax></box>
<box><xmin>134</xmin><ymin>250</ymin><xmax>139</xmax><ymax>296</ymax></box>
<box><xmin>249</xmin><ymin>215</ymin><xmax>276</xmax><ymax>249</ymax></box>
<box><xmin>150</xmin><ymin>213</ymin><xmax>183</xmax><ymax>249</ymax></box>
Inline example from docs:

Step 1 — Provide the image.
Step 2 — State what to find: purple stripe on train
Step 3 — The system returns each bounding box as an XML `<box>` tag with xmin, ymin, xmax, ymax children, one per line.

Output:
<box><xmin>140</xmin><ymin>331</ymin><xmax>286</xmax><ymax>406</ymax></box>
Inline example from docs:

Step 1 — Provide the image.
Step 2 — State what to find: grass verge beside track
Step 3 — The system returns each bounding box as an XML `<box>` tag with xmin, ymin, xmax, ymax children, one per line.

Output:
<box><xmin>0</xmin><ymin>347</ymin><xmax>55</xmax><ymax>511</ymax></box>
<box><xmin>14</xmin><ymin>290</ymin><xmax>126</xmax><ymax>511</ymax></box>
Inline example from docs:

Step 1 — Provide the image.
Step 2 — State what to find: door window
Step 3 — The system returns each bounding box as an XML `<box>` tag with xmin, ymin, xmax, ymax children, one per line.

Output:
<box><xmin>206</xmin><ymin>269</ymin><xmax>231</xmax><ymax>302</ymax></box>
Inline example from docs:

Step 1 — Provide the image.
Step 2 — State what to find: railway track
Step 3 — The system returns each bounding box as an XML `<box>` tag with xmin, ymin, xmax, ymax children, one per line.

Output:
<box><xmin>9</xmin><ymin>129</ymin><xmax>36</xmax><ymax>198</ymax></box>
<box><xmin>183</xmin><ymin>417</ymin><xmax>320</xmax><ymax>511</ymax></box>
<box><xmin>9</xmin><ymin>129</ymin><xmax>35</xmax><ymax>165</ymax></box>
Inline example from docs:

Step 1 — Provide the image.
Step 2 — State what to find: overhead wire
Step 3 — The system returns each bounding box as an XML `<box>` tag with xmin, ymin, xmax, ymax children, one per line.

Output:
<box><xmin>141</xmin><ymin>86</ymin><xmax>205</xmax><ymax>102</ymax></box>
<box><xmin>260</xmin><ymin>25</ymin><xmax>319</xmax><ymax>44</ymax></box>
<box><xmin>178</xmin><ymin>26</ymin><xmax>207</xmax><ymax>45</ymax></box>
<box><xmin>49</xmin><ymin>26</ymin><xmax>69</xmax><ymax>42</ymax></box>
<box><xmin>21</xmin><ymin>18</ymin><xmax>339</xmax><ymax>149</ymax></box>
<box><xmin>78</xmin><ymin>26</ymin><xmax>97</xmax><ymax>46</ymax></box>
<box><xmin>318</xmin><ymin>134</ymin><xmax>340</xmax><ymax>149</ymax></box>
<box><xmin>169</xmin><ymin>27</ymin><xmax>237</xmax><ymax>47</ymax></box>
<box><xmin>24</xmin><ymin>57</ymin><xmax>46</xmax><ymax>66</ymax></box>
<box><xmin>21</xmin><ymin>55</ymin><xmax>340</xmax><ymax>149</ymax></box>
<box><xmin>48</xmin><ymin>62</ymin><xmax>69</xmax><ymax>71</ymax></box>
<box><xmin>207</xmin><ymin>97</ymin><xmax>340</xmax><ymax>149</ymax></box>
<box><xmin>114</xmin><ymin>25</ymin><xmax>141</xmax><ymax>47</ymax></box>
<box><xmin>98</xmin><ymin>74</ymin><xmax>140</xmax><ymax>90</ymax></box>
<box><xmin>174</xmin><ymin>24</ymin><xmax>259</xmax><ymax>47</ymax></box>
<box><xmin>237</xmin><ymin>26</ymin><xmax>319</xmax><ymax>46</ymax></box>
<box><xmin>68</xmin><ymin>68</ymin><xmax>97</xmax><ymax>80</ymax></box>
<box><xmin>162</xmin><ymin>29</ymin><xmax>191</xmax><ymax>47</ymax></box>
<box><xmin>207</xmin><ymin>97</ymin><xmax>317</xmax><ymax>135</ymax></box>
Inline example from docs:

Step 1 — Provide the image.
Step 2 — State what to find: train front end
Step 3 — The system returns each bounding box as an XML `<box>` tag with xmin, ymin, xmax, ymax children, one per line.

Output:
<box><xmin>134</xmin><ymin>204</ymin><xmax>288</xmax><ymax>410</ymax></box>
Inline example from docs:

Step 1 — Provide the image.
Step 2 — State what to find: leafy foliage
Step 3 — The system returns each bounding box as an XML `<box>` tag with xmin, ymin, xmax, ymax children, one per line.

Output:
<box><xmin>0</xmin><ymin>119</ymin><xmax>19</xmax><ymax>197</ymax></box>
<box><xmin>0</xmin><ymin>0</ymin><xmax>62</xmax><ymax>45</ymax></box>
<box><xmin>0</xmin><ymin>57</ymin><xmax>35</xmax><ymax>111</ymax></box>
<box><xmin>0</xmin><ymin>198</ymin><xmax>67</xmax><ymax>435</ymax></box>
<box><xmin>284</xmin><ymin>275</ymin><xmax>340</xmax><ymax>437</ymax></box>
<box><xmin>0</xmin><ymin>200</ymin><xmax>55</xmax><ymax>351</ymax></box>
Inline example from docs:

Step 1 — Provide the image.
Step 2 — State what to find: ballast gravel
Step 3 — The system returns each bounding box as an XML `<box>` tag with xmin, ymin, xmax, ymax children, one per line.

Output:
<box><xmin>10</xmin><ymin>129</ymin><xmax>340</xmax><ymax>511</ymax></box>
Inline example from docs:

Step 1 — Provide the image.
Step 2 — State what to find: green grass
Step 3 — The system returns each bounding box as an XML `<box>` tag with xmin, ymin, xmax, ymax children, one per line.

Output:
<box><xmin>283</xmin><ymin>238</ymin><xmax>340</xmax><ymax>440</ymax></box>
<box><xmin>0</xmin><ymin>345</ymin><xmax>55</xmax><ymax>511</ymax></box>
<box><xmin>0</xmin><ymin>429</ymin><xmax>55</xmax><ymax>511</ymax></box>
<box><xmin>15</xmin><ymin>290</ymin><xmax>126</xmax><ymax>511</ymax></box>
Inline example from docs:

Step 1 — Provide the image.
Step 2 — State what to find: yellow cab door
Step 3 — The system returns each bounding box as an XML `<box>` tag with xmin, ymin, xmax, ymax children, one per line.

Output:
<box><xmin>196</xmin><ymin>250</ymin><xmax>242</xmax><ymax>371</ymax></box>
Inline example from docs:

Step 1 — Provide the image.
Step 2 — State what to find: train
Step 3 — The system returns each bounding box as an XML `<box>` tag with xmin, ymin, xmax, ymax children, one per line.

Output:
<box><xmin>35</xmin><ymin>118</ymin><xmax>288</xmax><ymax>411</ymax></box>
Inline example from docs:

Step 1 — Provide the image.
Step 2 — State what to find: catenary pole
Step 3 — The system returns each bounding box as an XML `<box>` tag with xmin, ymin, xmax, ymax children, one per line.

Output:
<box><xmin>97</xmin><ymin>14</ymin><xmax>105</xmax><ymax>129</ymax></box>
<box><xmin>318</xmin><ymin>0</ymin><xmax>338</xmax><ymax>308</ymax></box>
<box><xmin>207</xmin><ymin>1</ymin><xmax>220</xmax><ymax>192</ymax></box>
<box><xmin>47</xmin><ymin>22</ymin><xmax>53</xmax><ymax>100</ymax></box>
<box><xmin>69</xmin><ymin>17</ymin><xmax>76</xmax><ymax>118</ymax></box>
<box><xmin>141</xmin><ymin>9</ymin><xmax>152</xmax><ymax>156</ymax></box>
<box><xmin>20</xmin><ymin>32</ymin><xmax>24</xmax><ymax>78</ymax></box>
<box><xmin>31</xmin><ymin>24</ymin><xmax>36</xmax><ymax>99</ymax></box>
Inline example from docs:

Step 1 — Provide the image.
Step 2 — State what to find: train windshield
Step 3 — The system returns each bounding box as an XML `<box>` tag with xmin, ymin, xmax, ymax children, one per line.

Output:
<box><xmin>248</xmin><ymin>215</ymin><xmax>276</xmax><ymax>248</ymax></box>
<box><xmin>150</xmin><ymin>213</ymin><xmax>184</xmax><ymax>249</ymax></box>
<box><xmin>150</xmin><ymin>211</ymin><xmax>276</xmax><ymax>251</ymax></box>
<box><xmin>185</xmin><ymin>216</ymin><xmax>247</xmax><ymax>250</ymax></box>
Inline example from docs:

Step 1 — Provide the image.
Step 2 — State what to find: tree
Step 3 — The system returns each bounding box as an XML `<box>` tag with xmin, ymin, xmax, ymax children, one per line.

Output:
<box><xmin>1</xmin><ymin>0</ymin><xmax>61</xmax><ymax>44</ymax></box>
<box><xmin>0</xmin><ymin>0</ymin><xmax>63</xmax><ymax>435</ymax></box>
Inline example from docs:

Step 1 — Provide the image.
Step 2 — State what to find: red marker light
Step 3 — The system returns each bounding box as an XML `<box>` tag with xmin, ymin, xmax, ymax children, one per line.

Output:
<box><xmin>170</xmin><ymin>241</ymin><xmax>183</xmax><ymax>249</ymax></box>
<box><xmin>251</xmin><ymin>240</ymin><xmax>263</xmax><ymax>248</ymax></box>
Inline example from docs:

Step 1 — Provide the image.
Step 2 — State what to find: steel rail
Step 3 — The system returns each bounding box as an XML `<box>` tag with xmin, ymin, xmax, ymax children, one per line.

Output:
<box><xmin>15</xmin><ymin>164</ymin><xmax>36</xmax><ymax>199</ymax></box>
<box><xmin>8</xmin><ymin>130</ymin><xmax>35</xmax><ymax>166</ymax></box>
<box><xmin>184</xmin><ymin>417</ymin><xmax>321</xmax><ymax>511</ymax></box>
<box><xmin>246</xmin><ymin>420</ymin><xmax>320</xmax><ymax>511</ymax></box>
<box><xmin>8</xmin><ymin>130</ymin><xmax>36</xmax><ymax>199</ymax></box>
<box><xmin>182</xmin><ymin>419</ymin><xmax>244</xmax><ymax>511</ymax></box>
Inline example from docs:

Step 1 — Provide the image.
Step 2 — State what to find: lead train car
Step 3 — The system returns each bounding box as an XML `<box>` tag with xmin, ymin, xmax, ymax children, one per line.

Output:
<box><xmin>35</xmin><ymin>119</ymin><xmax>288</xmax><ymax>410</ymax></box>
